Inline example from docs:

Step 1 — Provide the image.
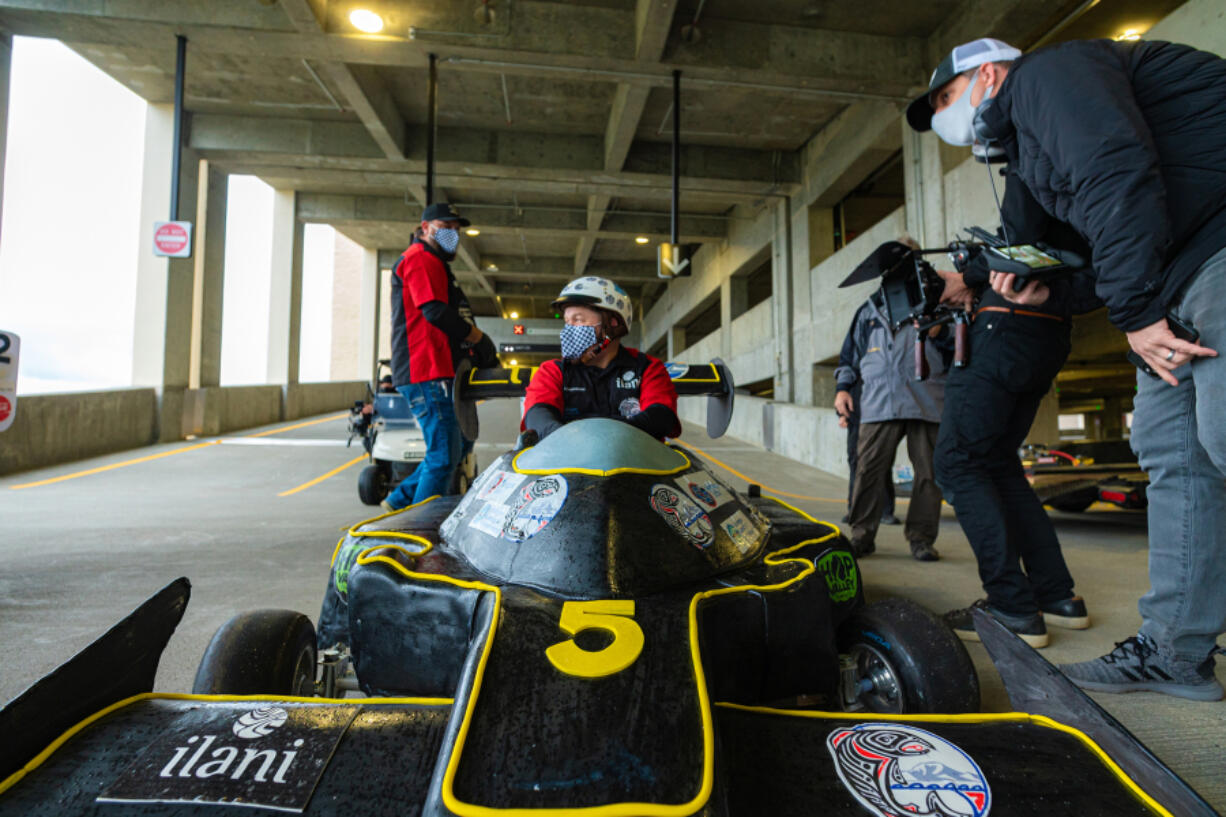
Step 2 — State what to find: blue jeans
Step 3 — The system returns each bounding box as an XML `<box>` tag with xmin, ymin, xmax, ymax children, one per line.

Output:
<box><xmin>1132</xmin><ymin>246</ymin><xmax>1226</xmax><ymax>662</ymax></box>
<box><xmin>385</xmin><ymin>379</ymin><xmax>463</xmax><ymax>509</ymax></box>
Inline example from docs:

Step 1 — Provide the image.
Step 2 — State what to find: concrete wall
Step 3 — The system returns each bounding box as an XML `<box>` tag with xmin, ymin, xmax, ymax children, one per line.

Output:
<box><xmin>2</xmin><ymin>381</ymin><xmax>367</xmax><ymax>476</ymax></box>
<box><xmin>0</xmin><ymin>388</ymin><xmax>157</xmax><ymax>475</ymax></box>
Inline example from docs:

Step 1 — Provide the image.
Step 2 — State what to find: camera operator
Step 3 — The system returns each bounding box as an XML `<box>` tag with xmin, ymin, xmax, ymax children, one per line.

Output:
<box><xmin>835</xmin><ymin>302</ymin><xmax>898</xmax><ymax>526</ymax></box>
<box><xmin>835</xmin><ymin>274</ymin><xmax>949</xmax><ymax>563</ymax></box>
<box><xmin>910</xmin><ymin>37</ymin><xmax>1225</xmax><ymax>699</ymax></box>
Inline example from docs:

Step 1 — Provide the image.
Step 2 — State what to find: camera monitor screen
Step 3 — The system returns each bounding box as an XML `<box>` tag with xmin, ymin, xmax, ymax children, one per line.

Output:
<box><xmin>986</xmin><ymin>244</ymin><xmax>1064</xmax><ymax>270</ymax></box>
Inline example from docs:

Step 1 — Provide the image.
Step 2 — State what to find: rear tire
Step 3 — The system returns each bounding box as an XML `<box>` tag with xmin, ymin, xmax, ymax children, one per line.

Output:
<box><xmin>1047</xmin><ymin>497</ymin><xmax>1094</xmax><ymax>513</ymax></box>
<box><xmin>193</xmin><ymin>610</ymin><xmax>317</xmax><ymax>696</ymax></box>
<box><xmin>358</xmin><ymin>464</ymin><xmax>388</xmax><ymax>505</ymax></box>
<box><xmin>838</xmin><ymin>598</ymin><xmax>980</xmax><ymax>714</ymax></box>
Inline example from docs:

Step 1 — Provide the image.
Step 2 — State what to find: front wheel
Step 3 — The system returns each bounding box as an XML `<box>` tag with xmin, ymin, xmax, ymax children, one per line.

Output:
<box><xmin>193</xmin><ymin>610</ymin><xmax>317</xmax><ymax>696</ymax></box>
<box><xmin>358</xmin><ymin>464</ymin><xmax>388</xmax><ymax>505</ymax></box>
<box><xmin>838</xmin><ymin>598</ymin><xmax>980</xmax><ymax>714</ymax></box>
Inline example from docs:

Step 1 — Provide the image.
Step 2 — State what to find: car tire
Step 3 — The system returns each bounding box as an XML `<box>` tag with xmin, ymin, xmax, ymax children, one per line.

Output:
<box><xmin>1046</xmin><ymin>497</ymin><xmax>1093</xmax><ymax>513</ymax></box>
<box><xmin>192</xmin><ymin>610</ymin><xmax>317</xmax><ymax>696</ymax></box>
<box><xmin>838</xmin><ymin>598</ymin><xmax>980</xmax><ymax>714</ymax></box>
<box><xmin>358</xmin><ymin>464</ymin><xmax>388</xmax><ymax>505</ymax></box>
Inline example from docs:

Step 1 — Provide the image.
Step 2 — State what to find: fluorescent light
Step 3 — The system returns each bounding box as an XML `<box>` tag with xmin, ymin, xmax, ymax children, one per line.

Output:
<box><xmin>635</xmin><ymin>236</ymin><xmax>650</xmax><ymax>244</ymax></box>
<box><xmin>349</xmin><ymin>9</ymin><xmax>384</xmax><ymax>33</ymax></box>
<box><xmin>465</xmin><ymin>228</ymin><xmax>480</xmax><ymax>236</ymax></box>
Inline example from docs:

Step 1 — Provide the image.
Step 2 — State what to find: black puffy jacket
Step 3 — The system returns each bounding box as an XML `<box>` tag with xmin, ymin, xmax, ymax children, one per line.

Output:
<box><xmin>979</xmin><ymin>39</ymin><xmax>1226</xmax><ymax>331</ymax></box>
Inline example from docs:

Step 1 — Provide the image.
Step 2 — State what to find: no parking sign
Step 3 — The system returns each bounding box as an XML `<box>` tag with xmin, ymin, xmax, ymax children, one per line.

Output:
<box><xmin>0</xmin><ymin>330</ymin><xmax>18</xmax><ymax>432</ymax></box>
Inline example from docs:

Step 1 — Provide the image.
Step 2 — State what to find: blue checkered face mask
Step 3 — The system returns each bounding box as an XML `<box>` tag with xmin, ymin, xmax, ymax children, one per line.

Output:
<box><xmin>433</xmin><ymin>226</ymin><xmax>460</xmax><ymax>254</ymax></box>
<box><xmin>560</xmin><ymin>323</ymin><xmax>600</xmax><ymax>360</ymax></box>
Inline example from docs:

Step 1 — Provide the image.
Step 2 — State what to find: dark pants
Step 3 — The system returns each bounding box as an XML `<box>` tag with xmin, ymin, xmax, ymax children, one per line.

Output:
<box><xmin>934</xmin><ymin>312</ymin><xmax>1075</xmax><ymax>615</ymax></box>
<box><xmin>847</xmin><ymin>412</ymin><xmax>896</xmax><ymax>515</ymax></box>
<box><xmin>849</xmin><ymin>419</ymin><xmax>941</xmax><ymax>548</ymax></box>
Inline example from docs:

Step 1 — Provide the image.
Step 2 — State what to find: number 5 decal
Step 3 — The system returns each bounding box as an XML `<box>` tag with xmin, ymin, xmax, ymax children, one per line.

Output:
<box><xmin>545</xmin><ymin>600</ymin><xmax>644</xmax><ymax>678</ymax></box>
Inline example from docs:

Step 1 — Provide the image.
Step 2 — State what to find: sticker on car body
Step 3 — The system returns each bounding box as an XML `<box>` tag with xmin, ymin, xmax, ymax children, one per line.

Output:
<box><xmin>674</xmin><ymin>472</ymin><xmax>733</xmax><ymax>510</ymax></box>
<box><xmin>650</xmin><ymin>483</ymin><xmax>714</xmax><ymax>549</ymax></box>
<box><xmin>98</xmin><ymin>705</ymin><xmax>357</xmax><ymax>813</ymax></box>
<box><xmin>502</xmin><ymin>476</ymin><xmax>568</xmax><ymax>542</ymax></box>
<box><xmin>719</xmin><ymin>510</ymin><xmax>760</xmax><ymax>554</ymax></box>
<box><xmin>826</xmin><ymin>723</ymin><xmax>991</xmax><ymax>817</ymax></box>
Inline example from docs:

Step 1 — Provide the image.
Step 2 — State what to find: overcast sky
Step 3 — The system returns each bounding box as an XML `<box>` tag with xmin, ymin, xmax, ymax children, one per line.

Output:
<box><xmin>0</xmin><ymin>37</ymin><xmax>334</xmax><ymax>394</ymax></box>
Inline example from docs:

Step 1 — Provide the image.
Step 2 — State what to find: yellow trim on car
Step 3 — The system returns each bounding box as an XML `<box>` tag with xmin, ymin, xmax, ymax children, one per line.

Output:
<box><xmin>468</xmin><ymin>366</ymin><xmax>538</xmax><ymax>387</ymax></box>
<box><xmin>0</xmin><ymin>691</ymin><xmax>453</xmax><ymax>798</ymax></box>
<box><xmin>671</xmin><ymin>363</ymin><xmax>721</xmax><ymax>384</ymax></box>
<box><xmin>510</xmin><ymin>448</ymin><xmax>691</xmax><ymax>477</ymax></box>
<box><xmin>713</xmin><ymin>702</ymin><xmax>1173</xmax><ymax>817</ymax></box>
<box><xmin>331</xmin><ymin>495</ymin><xmax>442</xmax><ymax>561</ymax></box>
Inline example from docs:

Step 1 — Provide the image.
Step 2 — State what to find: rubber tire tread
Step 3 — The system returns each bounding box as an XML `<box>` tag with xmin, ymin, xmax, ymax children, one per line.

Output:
<box><xmin>358</xmin><ymin>464</ymin><xmax>388</xmax><ymax>505</ymax></box>
<box><xmin>192</xmin><ymin>610</ymin><xmax>317</xmax><ymax>696</ymax></box>
<box><xmin>838</xmin><ymin>597</ymin><xmax>980</xmax><ymax>714</ymax></box>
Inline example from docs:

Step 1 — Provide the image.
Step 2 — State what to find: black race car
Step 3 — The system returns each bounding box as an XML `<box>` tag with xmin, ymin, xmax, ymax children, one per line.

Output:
<box><xmin>0</xmin><ymin>363</ymin><xmax>1215</xmax><ymax>816</ymax></box>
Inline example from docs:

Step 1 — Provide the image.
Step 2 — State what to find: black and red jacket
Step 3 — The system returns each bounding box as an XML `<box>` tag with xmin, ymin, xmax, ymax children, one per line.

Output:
<box><xmin>389</xmin><ymin>239</ymin><xmax>474</xmax><ymax>386</ymax></box>
<box><xmin>521</xmin><ymin>346</ymin><xmax>681</xmax><ymax>440</ymax></box>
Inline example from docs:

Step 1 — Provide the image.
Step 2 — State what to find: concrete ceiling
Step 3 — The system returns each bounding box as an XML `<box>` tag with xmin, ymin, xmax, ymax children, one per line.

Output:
<box><xmin>0</xmin><ymin>0</ymin><xmax>1186</xmax><ymax>316</ymax></box>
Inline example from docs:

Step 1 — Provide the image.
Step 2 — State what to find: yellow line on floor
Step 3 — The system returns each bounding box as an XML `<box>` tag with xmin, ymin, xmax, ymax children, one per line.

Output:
<box><xmin>278</xmin><ymin>453</ymin><xmax>367</xmax><ymax>498</ymax></box>
<box><xmin>244</xmin><ymin>412</ymin><xmax>349</xmax><ymax>438</ymax></box>
<box><xmin>677</xmin><ymin>440</ymin><xmax>909</xmax><ymax>505</ymax></box>
<box><xmin>8</xmin><ymin>440</ymin><xmax>224</xmax><ymax>490</ymax></box>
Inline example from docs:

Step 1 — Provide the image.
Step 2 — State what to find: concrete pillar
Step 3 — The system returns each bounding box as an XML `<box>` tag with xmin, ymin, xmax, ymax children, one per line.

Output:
<box><xmin>189</xmin><ymin>161</ymin><xmax>226</xmax><ymax>389</ymax></box>
<box><xmin>903</xmin><ymin>124</ymin><xmax>947</xmax><ymax>248</ymax></box>
<box><xmin>266</xmin><ymin>189</ymin><xmax>304</xmax><ymax>390</ymax></box>
<box><xmin>808</xmin><ymin>205</ymin><xmax>836</xmax><ymax>269</ymax></box>
<box><xmin>719</xmin><ymin>276</ymin><xmax>748</xmax><ymax>361</ymax></box>
<box><xmin>0</xmin><ymin>35</ymin><xmax>11</xmax><ymax>249</ymax></box>
<box><xmin>1101</xmin><ymin>396</ymin><xmax>1125</xmax><ymax>440</ymax></box>
<box><xmin>1025</xmin><ymin>389</ymin><xmax>1061</xmax><ymax>446</ymax></box>
<box><xmin>132</xmin><ymin>103</ymin><xmax>198</xmax><ymax>442</ymax></box>
<box><xmin>358</xmin><ymin>248</ymin><xmax>380</xmax><ymax>385</ymax></box>
<box><xmin>666</xmin><ymin>326</ymin><xmax>686</xmax><ymax>359</ymax></box>
<box><xmin>771</xmin><ymin>199</ymin><xmax>795</xmax><ymax>402</ymax></box>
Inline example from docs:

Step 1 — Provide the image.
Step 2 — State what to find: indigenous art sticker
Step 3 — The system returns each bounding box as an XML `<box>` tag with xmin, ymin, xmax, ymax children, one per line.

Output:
<box><xmin>826</xmin><ymin>723</ymin><xmax>991</xmax><ymax>817</ymax></box>
<box><xmin>502</xmin><ymin>476</ymin><xmax>568</xmax><ymax>542</ymax></box>
<box><xmin>649</xmin><ymin>483</ymin><xmax>715</xmax><ymax>548</ymax></box>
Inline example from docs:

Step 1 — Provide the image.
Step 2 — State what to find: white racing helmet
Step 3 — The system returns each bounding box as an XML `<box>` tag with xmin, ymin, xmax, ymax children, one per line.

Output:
<box><xmin>551</xmin><ymin>277</ymin><xmax>633</xmax><ymax>334</ymax></box>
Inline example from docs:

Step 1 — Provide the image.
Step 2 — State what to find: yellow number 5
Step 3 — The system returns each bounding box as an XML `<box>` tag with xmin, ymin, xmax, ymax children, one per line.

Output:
<box><xmin>545</xmin><ymin>600</ymin><xmax>645</xmax><ymax>678</ymax></box>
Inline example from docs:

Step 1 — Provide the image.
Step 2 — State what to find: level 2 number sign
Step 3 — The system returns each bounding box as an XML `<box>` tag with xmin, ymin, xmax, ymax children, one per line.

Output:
<box><xmin>0</xmin><ymin>330</ymin><xmax>19</xmax><ymax>432</ymax></box>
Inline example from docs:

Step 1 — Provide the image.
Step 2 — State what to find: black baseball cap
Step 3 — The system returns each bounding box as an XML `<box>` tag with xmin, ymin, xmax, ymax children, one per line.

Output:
<box><xmin>421</xmin><ymin>201</ymin><xmax>471</xmax><ymax>226</ymax></box>
<box><xmin>906</xmin><ymin>38</ymin><xmax>1022</xmax><ymax>133</ymax></box>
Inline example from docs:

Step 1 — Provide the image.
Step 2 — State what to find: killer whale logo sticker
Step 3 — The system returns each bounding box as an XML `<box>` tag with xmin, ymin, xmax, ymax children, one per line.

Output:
<box><xmin>649</xmin><ymin>483</ymin><xmax>714</xmax><ymax>548</ymax></box>
<box><xmin>502</xmin><ymin>476</ymin><xmax>568</xmax><ymax>542</ymax></box>
<box><xmin>827</xmin><ymin>723</ymin><xmax>991</xmax><ymax>817</ymax></box>
<box><xmin>232</xmin><ymin>706</ymin><xmax>288</xmax><ymax>739</ymax></box>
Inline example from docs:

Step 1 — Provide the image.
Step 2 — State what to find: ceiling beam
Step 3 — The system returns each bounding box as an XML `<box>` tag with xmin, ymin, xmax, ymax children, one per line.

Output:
<box><xmin>495</xmin><ymin>281</ymin><xmax>645</xmax><ymax>300</ymax></box>
<box><xmin>479</xmin><ymin>255</ymin><xmax>658</xmax><ymax>282</ymax></box>
<box><xmin>0</xmin><ymin>2</ymin><xmax>925</xmax><ymax>102</ymax></box>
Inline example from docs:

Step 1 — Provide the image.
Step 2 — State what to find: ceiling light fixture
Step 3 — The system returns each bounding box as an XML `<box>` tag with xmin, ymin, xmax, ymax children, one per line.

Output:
<box><xmin>349</xmin><ymin>9</ymin><xmax>384</xmax><ymax>33</ymax></box>
<box><xmin>509</xmin><ymin>359</ymin><xmax>518</xmax><ymax>366</ymax></box>
<box><xmin>1114</xmin><ymin>27</ymin><xmax>1144</xmax><ymax>41</ymax></box>
<box><xmin>635</xmin><ymin>236</ymin><xmax>650</xmax><ymax>244</ymax></box>
<box><xmin>487</xmin><ymin>263</ymin><xmax>498</xmax><ymax>271</ymax></box>
<box><xmin>509</xmin><ymin>311</ymin><xmax>519</xmax><ymax>319</ymax></box>
<box><xmin>466</xmin><ymin>228</ymin><xmax>480</xmax><ymax>236</ymax></box>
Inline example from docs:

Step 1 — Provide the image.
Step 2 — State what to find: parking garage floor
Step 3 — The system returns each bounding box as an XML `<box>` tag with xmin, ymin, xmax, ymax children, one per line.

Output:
<box><xmin>2</xmin><ymin>400</ymin><xmax>1223</xmax><ymax>810</ymax></box>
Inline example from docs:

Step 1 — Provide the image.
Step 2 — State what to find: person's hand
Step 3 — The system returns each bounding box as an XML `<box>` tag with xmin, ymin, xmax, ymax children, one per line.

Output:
<box><xmin>989</xmin><ymin>270</ymin><xmax>1049</xmax><ymax>306</ymax></box>
<box><xmin>472</xmin><ymin>334</ymin><xmax>499</xmax><ymax>368</ymax></box>
<box><xmin>834</xmin><ymin>390</ymin><xmax>854</xmax><ymax>424</ymax></box>
<box><xmin>936</xmin><ymin>269</ymin><xmax>974</xmax><ymax>311</ymax></box>
<box><xmin>1127</xmin><ymin>317</ymin><xmax>1217</xmax><ymax>386</ymax></box>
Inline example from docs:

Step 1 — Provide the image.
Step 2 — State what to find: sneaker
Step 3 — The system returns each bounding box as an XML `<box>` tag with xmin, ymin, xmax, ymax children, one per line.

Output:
<box><xmin>851</xmin><ymin>538</ymin><xmax>875</xmax><ymax>558</ymax></box>
<box><xmin>944</xmin><ymin>599</ymin><xmax>1049</xmax><ymax>648</ymax></box>
<box><xmin>380</xmin><ymin>499</ymin><xmax>397</xmax><ymax>513</ymax></box>
<box><xmin>880</xmin><ymin>512</ymin><xmax>901</xmax><ymax>526</ymax></box>
<box><xmin>910</xmin><ymin>542</ymin><xmax>940</xmax><ymax>562</ymax></box>
<box><xmin>1039</xmin><ymin>596</ymin><xmax>1090</xmax><ymax>629</ymax></box>
<box><xmin>1059</xmin><ymin>636</ymin><xmax>1224</xmax><ymax>701</ymax></box>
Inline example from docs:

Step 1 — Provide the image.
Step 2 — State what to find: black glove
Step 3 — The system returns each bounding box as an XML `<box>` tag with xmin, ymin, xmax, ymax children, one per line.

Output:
<box><xmin>472</xmin><ymin>333</ymin><xmax>499</xmax><ymax>369</ymax></box>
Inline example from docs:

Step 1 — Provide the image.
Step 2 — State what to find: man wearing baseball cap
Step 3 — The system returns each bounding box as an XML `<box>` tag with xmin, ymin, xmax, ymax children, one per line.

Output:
<box><xmin>383</xmin><ymin>202</ymin><xmax>498</xmax><ymax>511</ymax></box>
<box><xmin>912</xmin><ymin>35</ymin><xmax>1226</xmax><ymax>700</ymax></box>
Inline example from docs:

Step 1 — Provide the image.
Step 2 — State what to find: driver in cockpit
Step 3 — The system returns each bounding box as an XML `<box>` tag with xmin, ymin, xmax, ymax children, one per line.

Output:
<box><xmin>521</xmin><ymin>277</ymin><xmax>681</xmax><ymax>441</ymax></box>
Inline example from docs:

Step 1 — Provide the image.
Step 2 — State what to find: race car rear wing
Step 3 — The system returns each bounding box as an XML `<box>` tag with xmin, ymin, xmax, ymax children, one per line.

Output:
<box><xmin>453</xmin><ymin>357</ymin><xmax>736</xmax><ymax>441</ymax></box>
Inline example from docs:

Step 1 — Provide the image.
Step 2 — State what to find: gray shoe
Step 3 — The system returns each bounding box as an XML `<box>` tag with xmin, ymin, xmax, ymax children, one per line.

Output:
<box><xmin>880</xmin><ymin>512</ymin><xmax>901</xmax><ymax>525</ymax></box>
<box><xmin>1059</xmin><ymin>635</ymin><xmax>1224</xmax><ymax>702</ymax></box>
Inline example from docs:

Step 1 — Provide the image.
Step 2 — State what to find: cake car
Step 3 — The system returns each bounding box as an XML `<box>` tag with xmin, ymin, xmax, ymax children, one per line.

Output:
<box><xmin>0</xmin><ymin>364</ymin><xmax>1214</xmax><ymax>816</ymax></box>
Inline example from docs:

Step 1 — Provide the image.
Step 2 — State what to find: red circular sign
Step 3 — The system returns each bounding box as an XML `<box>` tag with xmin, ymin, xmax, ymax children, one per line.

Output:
<box><xmin>0</xmin><ymin>394</ymin><xmax>10</xmax><ymax>423</ymax></box>
<box><xmin>154</xmin><ymin>222</ymin><xmax>188</xmax><ymax>254</ymax></box>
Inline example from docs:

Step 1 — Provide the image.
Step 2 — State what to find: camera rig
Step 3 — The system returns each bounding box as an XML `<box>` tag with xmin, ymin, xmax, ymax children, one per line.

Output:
<box><xmin>840</xmin><ymin>240</ymin><xmax>969</xmax><ymax>381</ymax></box>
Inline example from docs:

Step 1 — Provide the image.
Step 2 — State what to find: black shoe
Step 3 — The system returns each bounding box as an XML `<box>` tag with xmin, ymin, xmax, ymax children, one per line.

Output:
<box><xmin>1039</xmin><ymin>596</ymin><xmax>1090</xmax><ymax>629</ymax></box>
<box><xmin>841</xmin><ymin>513</ymin><xmax>850</xmax><ymax>523</ymax></box>
<box><xmin>910</xmin><ymin>542</ymin><xmax>940</xmax><ymax>562</ymax></box>
<box><xmin>944</xmin><ymin>599</ymin><xmax>1049</xmax><ymax>648</ymax></box>
<box><xmin>880</xmin><ymin>512</ymin><xmax>901</xmax><ymax>525</ymax></box>
<box><xmin>851</xmin><ymin>539</ymin><xmax>875</xmax><ymax>558</ymax></box>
